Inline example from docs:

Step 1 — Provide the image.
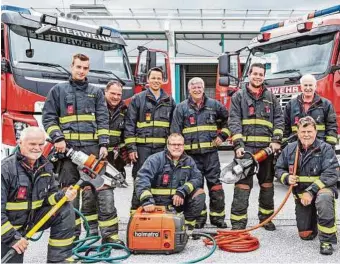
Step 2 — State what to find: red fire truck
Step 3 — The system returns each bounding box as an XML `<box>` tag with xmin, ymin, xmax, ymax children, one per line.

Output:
<box><xmin>216</xmin><ymin>5</ymin><xmax>340</xmax><ymax>152</ymax></box>
<box><xmin>1</xmin><ymin>5</ymin><xmax>171</xmax><ymax>156</ymax></box>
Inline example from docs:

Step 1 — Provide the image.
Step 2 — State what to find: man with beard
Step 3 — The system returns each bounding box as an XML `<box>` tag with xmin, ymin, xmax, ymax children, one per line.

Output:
<box><xmin>283</xmin><ymin>74</ymin><xmax>338</xmax><ymax>147</ymax></box>
<box><xmin>1</xmin><ymin>127</ymin><xmax>77</xmax><ymax>263</ymax></box>
<box><xmin>228</xmin><ymin>63</ymin><xmax>284</xmax><ymax>231</ymax></box>
<box><xmin>276</xmin><ymin>116</ymin><xmax>338</xmax><ymax>255</ymax></box>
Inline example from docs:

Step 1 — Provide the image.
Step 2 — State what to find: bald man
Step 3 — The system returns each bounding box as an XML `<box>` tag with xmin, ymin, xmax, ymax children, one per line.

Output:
<box><xmin>1</xmin><ymin>127</ymin><xmax>77</xmax><ymax>263</ymax></box>
<box><xmin>283</xmin><ymin>74</ymin><xmax>338</xmax><ymax>147</ymax></box>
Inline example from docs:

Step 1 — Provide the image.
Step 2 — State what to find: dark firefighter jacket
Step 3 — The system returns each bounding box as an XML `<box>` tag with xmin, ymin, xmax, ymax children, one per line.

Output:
<box><xmin>135</xmin><ymin>150</ymin><xmax>203</xmax><ymax>206</ymax></box>
<box><xmin>108</xmin><ymin>101</ymin><xmax>127</xmax><ymax>151</ymax></box>
<box><xmin>42</xmin><ymin>78</ymin><xmax>109</xmax><ymax>147</ymax></box>
<box><xmin>228</xmin><ymin>86</ymin><xmax>284</xmax><ymax>150</ymax></box>
<box><xmin>170</xmin><ymin>95</ymin><xmax>230</xmax><ymax>154</ymax></box>
<box><xmin>124</xmin><ymin>88</ymin><xmax>176</xmax><ymax>152</ymax></box>
<box><xmin>284</xmin><ymin>93</ymin><xmax>338</xmax><ymax>146</ymax></box>
<box><xmin>275</xmin><ymin>139</ymin><xmax>338</xmax><ymax>199</ymax></box>
<box><xmin>1</xmin><ymin>152</ymin><xmax>65</xmax><ymax>245</ymax></box>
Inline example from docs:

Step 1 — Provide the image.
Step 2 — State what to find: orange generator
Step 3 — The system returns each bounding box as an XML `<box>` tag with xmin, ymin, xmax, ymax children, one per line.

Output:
<box><xmin>127</xmin><ymin>206</ymin><xmax>188</xmax><ymax>254</ymax></box>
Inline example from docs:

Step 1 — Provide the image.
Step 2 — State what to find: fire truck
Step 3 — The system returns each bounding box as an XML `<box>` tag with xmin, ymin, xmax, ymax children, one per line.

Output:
<box><xmin>216</xmin><ymin>5</ymin><xmax>340</xmax><ymax>151</ymax></box>
<box><xmin>1</xmin><ymin>5</ymin><xmax>171</xmax><ymax>156</ymax></box>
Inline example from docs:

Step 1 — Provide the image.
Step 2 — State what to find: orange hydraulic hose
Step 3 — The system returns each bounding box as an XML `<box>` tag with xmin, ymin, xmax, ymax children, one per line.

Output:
<box><xmin>204</xmin><ymin>147</ymin><xmax>299</xmax><ymax>252</ymax></box>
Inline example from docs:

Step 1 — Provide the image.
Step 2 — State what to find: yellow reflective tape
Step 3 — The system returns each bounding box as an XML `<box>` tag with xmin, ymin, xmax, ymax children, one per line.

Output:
<box><xmin>209</xmin><ymin>211</ymin><xmax>225</xmax><ymax>217</ymax></box>
<box><xmin>232</xmin><ymin>134</ymin><xmax>243</xmax><ymax>141</ymax></box>
<box><xmin>6</xmin><ymin>202</ymin><xmax>28</xmax><ymax>210</ymax></box>
<box><xmin>97</xmin><ymin>129</ymin><xmax>109</xmax><ymax>136</ymax></box>
<box><xmin>65</xmin><ymin>257</ymin><xmax>75</xmax><ymax>262</ymax></box>
<box><xmin>140</xmin><ymin>190</ymin><xmax>152</xmax><ymax>201</ymax></box>
<box><xmin>181</xmin><ymin>166</ymin><xmax>191</xmax><ymax>169</ymax></box>
<box><xmin>151</xmin><ymin>188</ymin><xmax>177</xmax><ymax>195</ymax></box>
<box><xmin>75</xmin><ymin>218</ymin><xmax>82</xmax><ymax>226</ymax></box>
<box><xmin>64</xmin><ymin>133</ymin><xmax>98</xmax><ymax>140</ymax></box>
<box><xmin>136</xmin><ymin>137</ymin><xmax>166</xmax><ymax>144</ymax></box>
<box><xmin>125</xmin><ymin>137</ymin><xmax>136</xmax><ymax>144</ymax></box>
<box><xmin>244</xmin><ymin>136</ymin><xmax>271</xmax><ymax>142</ymax></box>
<box><xmin>49</xmin><ymin>236</ymin><xmax>75</xmax><ymax>247</ymax></box>
<box><xmin>273</xmin><ymin>129</ymin><xmax>283</xmax><ymax>136</ymax></box>
<box><xmin>314</xmin><ymin>179</ymin><xmax>325</xmax><ymax>190</ymax></box>
<box><xmin>1</xmin><ymin>221</ymin><xmax>13</xmax><ymax>235</ymax></box>
<box><xmin>130</xmin><ymin>210</ymin><xmax>136</xmax><ymax>216</ymax></box>
<box><xmin>119</xmin><ymin>143</ymin><xmax>125</xmax><ymax>148</ymax></box>
<box><xmin>230</xmin><ymin>213</ymin><xmax>247</xmax><ymax>221</ymax></box>
<box><xmin>108</xmin><ymin>147</ymin><xmax>114</xmax><ymax>152</ymax></box>
<box><xmin>317</xmin><ymin>224</ymin><xmax>337</xmax><ymax>234</ymax></box>
<box><xmin>184</xmin><ymin>182</ymin><xmax>194</xmax><ymax>193</ymax></box>
<box><xmin>200</xmin><ymin>210</ymin><xmax>207</xmax><ymax>216</ymax></box>
<box><xmin>242</xmin><ymin>119</ymin><xmax>273</xmax><ymax>128</ymax></box>
<box><xmin>47</xmin><ymin>125</ymin><xmax>61</xmax><ymax>135</ymax></box>
<box><xmin>298</xmin><ymin>176</ymin><xmax>320</xmax><ymax>183</ymax></box>
<box><xmin>13</xmin><ymin>225</ymin><xmax>22</xmax><ymax>230</ymax></box>
<box><xmin>85</xmin><ymin>214</ymin><xmax>98</xmax><ymax>222</ymax></box>
<box><xmin>137</xmin><ymin>121</ymin><xmax>170</xmax><ymax>128</ymax></box>
<box><xmin>221</xmin><ymin>128</ymin><xmax>231</xmax><ymax>136</ymax></box>
<box><xmin>292</xmin><ymin>124</ymin><xmax>326</xmax><ymax>132</ymax></box>
<box><xmin>259</xmin><ymin>207</ymin><xmax>274</xmax><ymax>215</ymax></box>
<box><xmin>48</xmin><ymin>193</ymin><xmax>57</xmax><ymax>206</ymax></box>
<box><xmin>280</xmin><ymin>173</ymin><xmax>289</xmax><ymax>184</ymax></box>
<box><xmin>59</xmin><ymin>115</ymin><xmax>95</xmax><ymax>124</ymax></box>
<box><xmin>291</xmin><ymin>126</ymin><xmax>298</xmax><ymax>132</ymax></box>
<box><xmin>182</xmin><ymin>125</ymin><xmax>217</xmax><ymax>134</ymax></box>
<box><xmin>40</xmin><ymin>173</ymin><xmax>51</xmax><ymax>177</ymax></box>
<box><xmin>326</xmin><ymin>136</ymin><xmax>337</xmax><ymax>144</ymax></box>
<box><xmin>109</xmin><ymin>234</ymin><xmax>120</xmax><ymax>240</ymax></box>
<box><xmin>185</xmin><ymin>220</ymin><xmax>196</xmax><ymax>226</ymax></box>
<box><xmin>109</xmin><ymin>130</ymin><xmax>121</xmax><ymax>137</ymax></box>
<box><xmin>32</xmin><ymin>200</ymin><xmax>44</xmax><ymax>209</ymax></box>
<box><xmin>184</xmin><ymin>142</ymin><xmax>214</xmax><ymax>150</ymax></box>
<box><xmin>98</xmin><ymin>217</ymin><xmax>118</xmax><ymax>228</ymax></box>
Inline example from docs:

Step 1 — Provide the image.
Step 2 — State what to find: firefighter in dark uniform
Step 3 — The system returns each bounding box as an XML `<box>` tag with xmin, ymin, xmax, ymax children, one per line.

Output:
<box><xmin>135</xmin><ymin>133</ymin><xmax>206</xmax><ymax>230</ymax></box>
<box><xmin>125</xmin><ymin>67</ymin><xmax>176</xmax><ymax>214</ymax></box>
<box><xmin>42</xmin><ymin>54</ymin><xmax>110</xmax><ymax>241</ymax></box>
<box><xmin>171</xmin><ymin>77</ymin><xmax>230</xmax><ymax>228</ymax></box>
<box><xmin>276</xmin><ymin>116</ymin><xmax>338</xmax><ymax>255</ymax></box>
<box><xmin>228</xmin><ymin>63</ymin><xmax>284</xmax><ymax>231</ymax></box>
<box><xmin>1</xmin><ymin>127</ymin><xmax>77</xmax><ymax>263</ymax></box>
<box><xmin>284</xmin><ymin>74</ymin><xmax>338</xmax><ymax>147</ymax></box>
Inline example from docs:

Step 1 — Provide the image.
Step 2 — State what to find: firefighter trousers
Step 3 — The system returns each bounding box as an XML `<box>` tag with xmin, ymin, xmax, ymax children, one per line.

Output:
<box><xmin>1</xmin><ymin>203</ymin><xmax>75</xmax><ymax>263</ymax></box>
<box><xmin>294</xmin><ymin>188</ymin><xmax>337</xmax><ymax>244</ymax></box>
<box><xmin>130</xmin><ymin>146</ymin><xmax>164</xmax><ymax>214</ymax></box>
<box><xmin>190</xmin><ymin>151</ymin><xmax>226</xmax><ymax>226</ymax></box>
<box><xmin>230</xmin><ymin>149</ymin><xmax>274</xmax><ymax>229</ymax></box>
<box><xmin>81</xmin><ymin>188</ymin><xmax>119</xmax><ymax>242</ymax></box>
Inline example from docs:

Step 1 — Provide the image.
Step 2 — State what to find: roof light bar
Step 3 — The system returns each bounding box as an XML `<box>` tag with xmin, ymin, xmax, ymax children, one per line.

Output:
<box><xmin>297</xmin><ymin>21</ymin><xmax>313</xmax><ymax>33</ymax></box>
<box><xmin>257</xmin><ymin>32</ymin><xmax>271</xmax><ymax>42</ymax></box>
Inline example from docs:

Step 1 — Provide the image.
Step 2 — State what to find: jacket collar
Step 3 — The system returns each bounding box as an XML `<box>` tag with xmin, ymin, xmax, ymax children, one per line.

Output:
<box><xmin>69</xmin><ymin>77</ymin><xmax>89</xmax><ymax>90</ymax></box>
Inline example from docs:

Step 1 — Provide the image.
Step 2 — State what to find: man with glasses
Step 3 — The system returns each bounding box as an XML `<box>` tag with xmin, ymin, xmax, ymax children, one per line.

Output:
<box><xmin>125</xmin><ymin>67</ymin><xmax>176</xmax><ymax>215</ymax></box>
<box><xmin>276</xmin><ymin>116</ymin><xmax>338</xmax><ymax>255</ymax></box>
<box><xmin>283</xmin><ymin>74</ymin><xmax>338</xmax><ymax>147</ymax></box>
<box><xmin>135</xmin><ymin>133</ymin><xmax>205</xmax><ymax>230</ymax></box>
<box><xmin>171</xmin><ymin>77</ymin><xmax>230</xmax><ymax>229</ymax></box>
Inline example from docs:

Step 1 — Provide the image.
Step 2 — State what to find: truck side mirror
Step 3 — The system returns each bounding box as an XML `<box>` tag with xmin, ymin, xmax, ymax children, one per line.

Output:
<box><xmin>147</xmin><ymin>50</ymin><xmax>157</xmax><ymax>70</ymax></box>
<box><xmin>219</xmin><ymin>76</ymin><xmax>230</xmax><ymax>87</ymax></box>
<box><xmin>219</xmin><ymin>54</ymin><xmax>230</xmax><ymax>76</ymax></box>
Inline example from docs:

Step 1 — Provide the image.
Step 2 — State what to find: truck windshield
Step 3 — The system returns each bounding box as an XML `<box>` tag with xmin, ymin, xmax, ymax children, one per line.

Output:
<box><xmin>8</xmin><ymin>25</ymin><xmax>131</xmax><ymax>81</ymax></box>
<box><xmin>243</xmin><ymin>33</ymin><xmax>334</xmax><ymax>81</ymax></box>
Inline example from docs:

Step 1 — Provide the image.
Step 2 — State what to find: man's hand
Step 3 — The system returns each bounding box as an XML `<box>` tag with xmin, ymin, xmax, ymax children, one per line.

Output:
<box><xmin>300</xmin><ymin>192</ymin><xmax>313</xmax><ymax>206</ymax></box>
<box><xmin>65</xmin><ymin>186</ymin><xmax>78</xmax><ymax>202</ymax></box>
<box><xmin>54</xmin><ymin>140</ymin><xmax>66</xmax><ymax>153</ymax></box>
<box><xmin>143</xmin><ymin>204</ymin><xmax>155</xmax><ymax>212</ymax></box>
<box><xmin>269</xmin><ymin>142</ymin><xmax>281</xmax><ymax>153</ymax></box>
<box><xmin>129</xmin><ymin>151</ymin><xmax>138</xmax><ymax>163</ymax></box>
<box><xmin>172</xmin><ymin>195</ymin><xmax>184</xmax><ymax>207</ymax></box>
<box><xmin>99</xmin><ymin>147</ymin><xmax>108</xmax><ymax>159</ymax></box>
<box><xmin>12</xmin><ymin>237</ymin><xmax>29</xmax><ymax>254</ymax></box>
<box><xmin>288</xmin><ymin>175</ymin><xmax>298</xmax><ymax>186</ymax></box>
<box><xmin>213</xmin><ymin>137</ymin><xmax>223</xmax><ymax>147</ymax></box>
<box><xmin>236</xmin><ymin>148</ymin><xmax>245</xmax><ymax>158</ymax></box>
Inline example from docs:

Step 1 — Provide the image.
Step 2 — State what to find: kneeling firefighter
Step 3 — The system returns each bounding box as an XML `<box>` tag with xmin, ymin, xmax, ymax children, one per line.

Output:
<box><xmin>135</xmin><ymin>133</ymin><xmax>206</xmax><ymax>230</ymax></box>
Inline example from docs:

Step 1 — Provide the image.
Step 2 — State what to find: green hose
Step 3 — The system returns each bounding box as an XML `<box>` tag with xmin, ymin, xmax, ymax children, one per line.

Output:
<box><xmin>184</xmin><ymin>232</ymin><xmax>217</xmax><ymax>264</ymax></box>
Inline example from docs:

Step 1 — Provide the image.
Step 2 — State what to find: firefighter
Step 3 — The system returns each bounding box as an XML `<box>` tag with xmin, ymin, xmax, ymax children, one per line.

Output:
<box><xmin>135</xmin><ymin>133</ymin><xmax>206</xmax><ymax>230</ymax></box>
<box><xmin>284</xmin><ymin>74</ymin><xmax>338</xmax><ymax>147</ymax></box>
<box><xmin>171</xmin><ymin>77</ymin><xmax>230</xmax><ymax>228</ymax></box>
<box><xmin>276</xmin><ymin>116</ymin><xmax>338</xmax><ymax>255</ymax></box>
<box><xmin>125</xmin><ymin>67</ymin><xmax>176</xmax><ymax>214</ymax></box>
<box><xmin>1</xmin><ymin>127</ymin><xmax>77</xmax><ymax>263</ymax></box>
<box><xmin>42</xmin><ymin>54</ymin><xmax>111</xmax><ymax>242</ymax></box>
<box><xmin>228</xmin><ymin>63</ymin><xmax>284</xmax><ymax>231</ymax></box>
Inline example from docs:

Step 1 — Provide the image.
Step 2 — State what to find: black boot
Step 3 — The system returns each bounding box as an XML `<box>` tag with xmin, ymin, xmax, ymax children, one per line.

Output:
<box><xmin>261</xmin><ymin>221</ymin><xmax>276</xmax><ymax>231</ymax></box>
<box><xmin>102</xmin><ymin>236</ymin><xmax>126</xmax><ymax>250</ymax></box>
<box><xmin>320</xmin><ymin>243</ymin><xmax>333</xmax><ymax>255</ymax></box>
<box><xmin>211</xmin><ymin>221</ymin><xmax>228</xmax><ymax>229</ymax></box>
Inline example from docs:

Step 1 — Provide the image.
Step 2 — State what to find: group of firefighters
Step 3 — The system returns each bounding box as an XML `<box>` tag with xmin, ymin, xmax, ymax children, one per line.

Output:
<box><xmin>1</xmin><ymin>53</ymin><xmax>339</xmax><ymax>263</ymax></box>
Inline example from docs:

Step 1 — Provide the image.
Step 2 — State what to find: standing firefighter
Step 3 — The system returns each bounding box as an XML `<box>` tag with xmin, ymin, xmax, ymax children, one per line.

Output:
<box><xmin>125</xmin><ymin>67</ymin><xmax>176</xmax><ymax>214</ymax></box>
<box><xmin>276</xmin><ymin>116</ymin><xmax>338</xmax><ymax>255</ymax></box>
<box><xmin>135</xmin><ymin>133</ymin><xmax>206</xmax><ymax>230</ymax></box>
<box><xmin>1</xmin><ymin>127</ymin><xmax>77</xmax><ymax>263</ymax></box>
<box><xmin>284</xmin><ymin>74</ymin><xmax>338</xmax><ymax>147</ymax></box>
<box><xmin>171</xmin><ymin>77</ymin><xmax>230</xmax><ymax>228</ymax></box>
<box><xmin>42</xmin><ymin>54</ymin><xmax>113</xmax><ymax>242</ymax></box>
<box><xmin>228</xmin><ymin>63</ymin><xmax>284</xmax><ymax>231</ymax></box>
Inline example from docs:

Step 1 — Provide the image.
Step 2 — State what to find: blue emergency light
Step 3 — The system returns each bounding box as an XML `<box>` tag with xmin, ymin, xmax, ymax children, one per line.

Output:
<box><xmin>98</xmin><ymin>26</ymin><xmax>121</xmax><ymax>38</ymax></box>
<box><xmin>1</xmin><ymin>5</ymin><xmax>31</xmax><ymax>14</ymax></box>
<box><xmin>260</xmin><ymin>4</ymin><xmax>340</xmax><ymax>32</ymax></box>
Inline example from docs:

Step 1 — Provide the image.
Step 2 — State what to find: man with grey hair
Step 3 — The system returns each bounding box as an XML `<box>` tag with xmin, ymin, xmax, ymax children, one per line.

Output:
<box><xmin>171</xmin><ymin>77</ymin><xmax>230</xmax><ymax>228</ymax></box>
<box><xmin>284</xmin><ymin>73</ymin><xmax>338</xmax><ymax>147</ymax></box>
<box><xmin>1</xmin><ymin>127</ymin><xmax>77</xmax><ymax>263</ymax></box>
